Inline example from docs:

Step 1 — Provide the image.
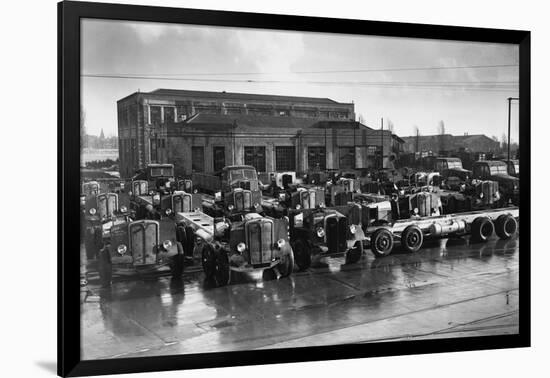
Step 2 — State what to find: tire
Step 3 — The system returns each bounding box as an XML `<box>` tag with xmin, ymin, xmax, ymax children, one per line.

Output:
<box><xmin>292</xmin><ymin>239</ymin><xmax>312</xmax><ymax>271</ymax></box>
<box><xmin>470</xmin><ymin>216</ymin><xmax>495</xmax><ymax>243</ymax></box>
<box><xmin>370</xmin><ymin>228</ymin><xmax>394</xmax><ymax>257</ymax></box>
<box><xmin>201</xmin><ymin>244</ymin><xmax>216</xmax><ymax>279</ymax></box>
<box><xmin>169</xmin><ymin>242</ymin><xmax>184</xmax><ymax>279</ymax></box>
<box><xmin>97</xmin><ymin>246</ymin><xmax>112</xmax><ymax>288</ymax></box>
<box><xmin>277</xmin><ymin>249</ymin><xmax>295</xmax><ymax>278</ymax></box>
<box><xmin>213</xmin><ymin>249</ymin><xmax>231</xmax><ymax>287</ymax></box>
<box><xmin>345</xmin><ymin>241</ymin><xmax>363</xmax><ymax>264</ymax></box>
<box><xmin>495</xmin><ymin>214</ymin><xmax>518</xmax><ymax>240</ymax></box>
<box><xmin>401</xmin><ymin>225</ymin><xmax>424</xmax><ymax>253</ymax></box>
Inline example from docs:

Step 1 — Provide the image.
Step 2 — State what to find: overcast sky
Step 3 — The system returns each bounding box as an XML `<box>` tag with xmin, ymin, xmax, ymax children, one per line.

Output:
<box><xmin>81</xmin><ymin>19</ymin><xmax>520</xmax><ymax>142</ymax></box>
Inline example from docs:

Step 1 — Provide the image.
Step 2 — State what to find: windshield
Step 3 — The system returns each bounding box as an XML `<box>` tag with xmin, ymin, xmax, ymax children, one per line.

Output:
<box><xmin>489</xmin><ymin>165</ymin><xmax>509</xmax><ymax>175</ymax></box>
<box><xmin>149</xmin><ymin>166</ymin><xmax>174</xmax><ymax>177</ymax></box>
<box><xmin>229</xmin><ymin>168</ymin><xmax>257</xmax><ymax>181</ymax></box>
<box><xmin>447</xmin><ymin>161</ymin><xmax>463</xmax><ymax>169</ymax></box>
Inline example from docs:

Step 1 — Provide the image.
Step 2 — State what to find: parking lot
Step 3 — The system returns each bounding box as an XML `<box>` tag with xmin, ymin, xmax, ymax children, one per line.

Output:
<box><xmin>81</xmin><ymin>227</ymin><xmax>519</xmax><ymax>360</ymax></box>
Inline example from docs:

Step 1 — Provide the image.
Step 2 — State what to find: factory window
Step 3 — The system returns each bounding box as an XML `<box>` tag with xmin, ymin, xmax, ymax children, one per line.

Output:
<box><xmin>164</xmin><ymin>107</ymin><xmax>175</xmax><ymax>123</ymax></box>
<box><xmin>192</xmin><ymin>146</ymin><xmax>205</xmax><ymax>172</ymax></box>
<box><xmin>213</xmin><ymin>146</ymin><xmax>225</xmax><ymax>172</ymax></box>
<box><xmin>244</xmin><ymin>146</ymin><xmax>266</xmax><ymax>172</ymax></box>
<box><xmin>225</xmin><ymin>107</ymin><xmax>242</xmax><ymax>115</ymax></box>
<box><xmin>150</xmin><ymin>139</ymin><xmax>158</xmax><ymax>163</ymax></box>
<box><xmin>308</xmin><ymin>146</ymin><xmax>326</xmax><ymax>171</ymax></box>
<box><xmin>195</xmin><ymin>105</ymin><xmax>219</xmax><ymax>114</ymax></box>
<box><xmin>339</xmin><ymin>147</ymin><xmax>355</xmax><ymax>169</ymax></box>
<box><xmin>150</xmin><ymin>106</ymin><xmax>162</xmax><ymax>126</ymax></box>
<box><xmin>366</xmin><ymin>145</ymin><xmax>380</xmax><ymax>156</ymax></box>
<box><xmin>275</xmin><ymin>146</ymin><xmax>296</xmax><ymax>171</ymax></box>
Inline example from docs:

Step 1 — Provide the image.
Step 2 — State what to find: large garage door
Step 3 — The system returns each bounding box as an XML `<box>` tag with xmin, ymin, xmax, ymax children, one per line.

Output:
<box><xmin>308</xmin><ymin>146</ymin><xmax>326</xmax><ymax>170</ymax></box>
<box><xmin>275</xmin><ymin>146</ymin><xmax>296</xmax><ymax>171</ymax></box>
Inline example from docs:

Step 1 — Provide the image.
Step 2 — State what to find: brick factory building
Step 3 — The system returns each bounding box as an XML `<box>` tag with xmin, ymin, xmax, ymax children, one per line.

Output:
<box><xmin>117</xmin><ymin>89</ymin><xmax>403</xmax><ymax>178</ymax></box>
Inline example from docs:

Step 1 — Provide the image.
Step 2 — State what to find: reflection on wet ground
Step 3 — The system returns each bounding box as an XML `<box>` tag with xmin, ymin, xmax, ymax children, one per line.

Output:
<box><xmin>81</xmin><ymin>235</ymin><xmax>519</xmax><ymax>360</ymax></box>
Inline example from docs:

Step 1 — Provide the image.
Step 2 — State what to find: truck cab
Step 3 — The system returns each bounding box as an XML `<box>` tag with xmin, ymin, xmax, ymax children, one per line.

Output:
<box><xmin>472</xmin><ymin>161</ymin><xmax>519</xmax><ymax>205</ymax></box>
<box><xmin>435</xmin><ymin>157</ymin><xmax>472</xmax><ymax>189</ymax></box>
<box><xmin>502</xmin><ymin>159</ymin><xmax>519</xmax><ymax>178</ymax></box>
<box><xmin>132</xmin><ymin>164</ymin><xmax>176</xmax><ymax>194</ymax></box>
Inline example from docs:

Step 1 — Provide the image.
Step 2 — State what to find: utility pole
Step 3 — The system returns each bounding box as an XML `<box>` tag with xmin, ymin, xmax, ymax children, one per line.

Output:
<box><xmin>380</xmin><ymin>117</ymin><xmax>384</xmax><ymax>169</ymax></box>
<box><xmin>507</xmin><ymin>97</ymin><xmax>519</xmax><ymax>162</ymax></box>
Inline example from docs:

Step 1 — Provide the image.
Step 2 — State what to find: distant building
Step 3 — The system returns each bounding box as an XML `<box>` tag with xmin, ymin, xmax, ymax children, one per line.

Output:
<box><xmin>400</xmin><ymin>133</ymin><xmax>500</xmax><ymax>154</ymax></box>
<box><xmin>117</xmin><ymin>89</ymin><xmax>404</xmax><ymax>177</ymax></box>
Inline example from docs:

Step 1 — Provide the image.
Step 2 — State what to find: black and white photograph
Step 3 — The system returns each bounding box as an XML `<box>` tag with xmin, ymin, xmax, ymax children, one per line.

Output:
<box><xmin>77</xmin><ymin>15</ymin><xmax>523</xmax><ymax>363</ymax></box>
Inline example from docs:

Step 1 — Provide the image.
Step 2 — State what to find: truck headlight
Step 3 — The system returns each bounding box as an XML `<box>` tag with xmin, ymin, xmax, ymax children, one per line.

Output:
<box><xmin>165</xmin><ymin>208</ymin><xmax>172</xmax><ymax>215</ymax></box>
<box><xmin>120</xmin><ymin>205</ymin><xmax>127</xmax><ymax>213</ymax></box>
<box><xmin>117</xmin><ymin>244</ymin><xmax>127</xmax><ymax>255</ymax></box>
<box><xmin>479</xmin><ymin>192</ymin><xmax>484</xmax><ymax>199</ymax></box>
<box><xmin>149</xmin><ymin>190</ymin><xmax>155</xmax><ymax>196</ymax></box>
<box><xmin>295</xmin><ymin>204</ymin><xmax>301</xmax><ymax>210</ymax></box>
<box><xmin>162</xmin><ymin>240</ymin><xmax>172</xmax><ymax>250</ymax></box>
<box><xmin>237</xmin><ymin>242</ymin><xmax>246</xmax><ymax>253</ymax></box>
<box><xmin>228</xmin><ymin>204</ymin><xmax>235</xmax><ymax>211</ymax></box>
<box><xmin>89</xmin><ymin>208</ymin><xmax>96</xmax><ymax>215</ymax></box>
<box><xmin>153</xmin><ymin>194</ymin><xmax>160</xmax><ymax>202</ymax></box>
<box><xmin>278</xmin><ymin>193</ymin><xmax>286</xmax><ymax>201</ymax></box>
<box><xmin>254</xmin><ymin>202</ymin><xmax>260</xmax><ymax>208</ymax></box>
<box><xmin>349</xmin><ymin>224</ymin><xmax>357</xmax><ymax>234</ymax></box>
<box><xmin>413</xmin><ymin>208</ymin><xmax>419</xmax><ymax>215</ymax></box>
<box><xmin>316</xmin><ymin>227</ymin><xmax>325</xmax><ymax>238</ymax></box>
<box><xmin>276</xmin><ymin>239</ymin><xmax>286</xmax><ymax>249</ymax></box>
<box><xmin>319</xmin><ymin>202</ymin><xmax>325</xmax><ymax>208</ymax></box>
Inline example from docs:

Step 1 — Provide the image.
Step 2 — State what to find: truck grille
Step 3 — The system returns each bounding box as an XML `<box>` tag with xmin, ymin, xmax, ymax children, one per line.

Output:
<box><xmin>132</xmin><ymin>181</ymin><xmax>148</xmax><ymax>196</ymax></box>
<box><xmin>129</xmin><ymin>221</ymin><xmax>159</xmax><ymax>265</ymax></box>
<box><xmin>234</xmin><ymin>190</ymin><xmax>252</xmax><ymax>211</ymax></box>
<box><xmin>246</xmin><ymin>219</ymin><xmax>273</xmax><ymax>264</ymax></box>
<box><xmin>334</xmin><ymin>191</ymin><xmax>352</xmax><ymax>206</ymax></box>
<box><xmin>326</xmin><ymin>216</ymin><xmax>348</xmax><ymax>253</ymax></box>
<box><xmin>172</xmin><ymin>193</ymin><xmax>191</xmax><ymax>213</ymax></box>
<box><xmin>300</xmin><ymin>190</ymin><xmax>315</xmax><ymax>209</ymax></box>
<box><xmin>97</xmin><ymin>193</ymin><xmax>118</xmax><ymax>219</ymax></box>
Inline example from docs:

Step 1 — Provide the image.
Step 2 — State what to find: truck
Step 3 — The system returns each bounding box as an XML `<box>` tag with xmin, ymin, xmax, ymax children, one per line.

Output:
<box><xmin>82</xmin><ymin>192</ymin><xmax>132</xmax><ymax>260</ymax></box>
<box><xmin>174</xmin><ymin>210</ymin><xmax>294</xmax><ymax>286</ymax></box>
<box><xmin>129</xmin><ymin>180</ymin><xmax>202</xmax><ymax>219</ymax></box>
<box><xmin>288</xmin><ymin>204</ymin><xmax>366</xmax><ymax>270</ymax></box>
<box><xmin>132</xmin><ymin>163</ymin><xmax>177</xmax><ymax>194</ymax></box>
<box><xmin>434</xmin><ymin>157</ymin><xmax>472</xmax><ymax>190</ymax></box>
<box><xmin>193</xmin><ymin>165</ymin><xmax>264</xmax><ymax>218</ymax></box>
<box><xmin>362</xmin><ymin>202</ymin><xmax>519</xmax><ymax>257</ymax></box>
<box><xmin>96</xmin><ymin>219</ymin><xmax>185</xmax><ymax>287</ymax></box>
<box><xmin>472</xmin><ymin>161</ymin><xmax>519</xmax><ymax>205</ymax></box>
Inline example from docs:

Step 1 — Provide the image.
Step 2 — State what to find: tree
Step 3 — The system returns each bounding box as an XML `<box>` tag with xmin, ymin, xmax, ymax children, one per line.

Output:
<box><xmin>386</xmin><ymin>119</ymin><xmax>395</xmax><ymax>134</ymax></box>
<box><xmin>437</xmin><ymin>120</ymin><xmax>446</xmax><ymax>153</ymax></box>
<box><xmin>414</xmin><ymin>125</ymin><xmax>421</xmax><ymax>154</ymax></box>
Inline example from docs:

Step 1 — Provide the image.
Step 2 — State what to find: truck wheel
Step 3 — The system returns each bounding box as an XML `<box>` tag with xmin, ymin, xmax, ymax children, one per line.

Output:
<box><xmin>401</xmin><ymin>225</ymin><xmax>424</xmax><ymax>253</ymax></box>
<box><xmin>169</xmin><ymin>242</ymin><xmax>184</xmax><ymax>279</ymax></box>
<box><xmin>370</xmin><ymin>228</ymin><xmax>394</xmax><ymax>257</ymax></box>
<box><xmin>277</xmin><ymin>250</ymin><xmax>295</xmax><ymax>278</ymax></box>
<box><xmin>471</xmin><ymin>216</ymin><xmax>494</xmax><ymax>243</ymax></box>
<box><xmin>201</xmin><ymin>244</ymin><xmax>216</xmax><ymax>279</ymax></box>
<box><xmin>97</xmin><ymin>247</ymin><xmax>112</xmax><ymax>288</ymax></box>
<box><xmin>213</xmin><ymin>249</ymin><xmax>230</xmax><ymax>287</ymax></box>
<box><xmin>292</xmin><ymin>240</ymin><xmax>311</xmax><ymax>271</ymax></box>
<box><xmin>345</xmin><ymin>241</ymin><xmax>363</xmax><ymax>264</ymax></box>
<box><xmin>495</xmin><ymin>214</ymin><xmax>517</xmax><ymax>240</ymax></box>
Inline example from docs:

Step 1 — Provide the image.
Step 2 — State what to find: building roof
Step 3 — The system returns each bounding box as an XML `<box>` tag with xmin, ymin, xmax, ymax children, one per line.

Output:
<box><xmin>147</xmin><ymin>89</ymin><xmax>347</xmax><ymax>105</ymax></box>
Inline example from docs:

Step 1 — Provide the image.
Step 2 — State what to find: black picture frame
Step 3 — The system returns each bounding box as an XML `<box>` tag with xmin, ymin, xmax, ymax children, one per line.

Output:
<box><xmin>58</xmin><ymin>1</ymin><xmax>531</xmax><ymax>376</ymax></box>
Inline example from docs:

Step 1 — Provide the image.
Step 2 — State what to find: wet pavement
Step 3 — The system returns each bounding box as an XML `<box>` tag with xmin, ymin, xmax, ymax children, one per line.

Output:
<box><xmin>80</xmin><ymin>233</ymin><xmax>519</xmax><ymax>360</ymax></box>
